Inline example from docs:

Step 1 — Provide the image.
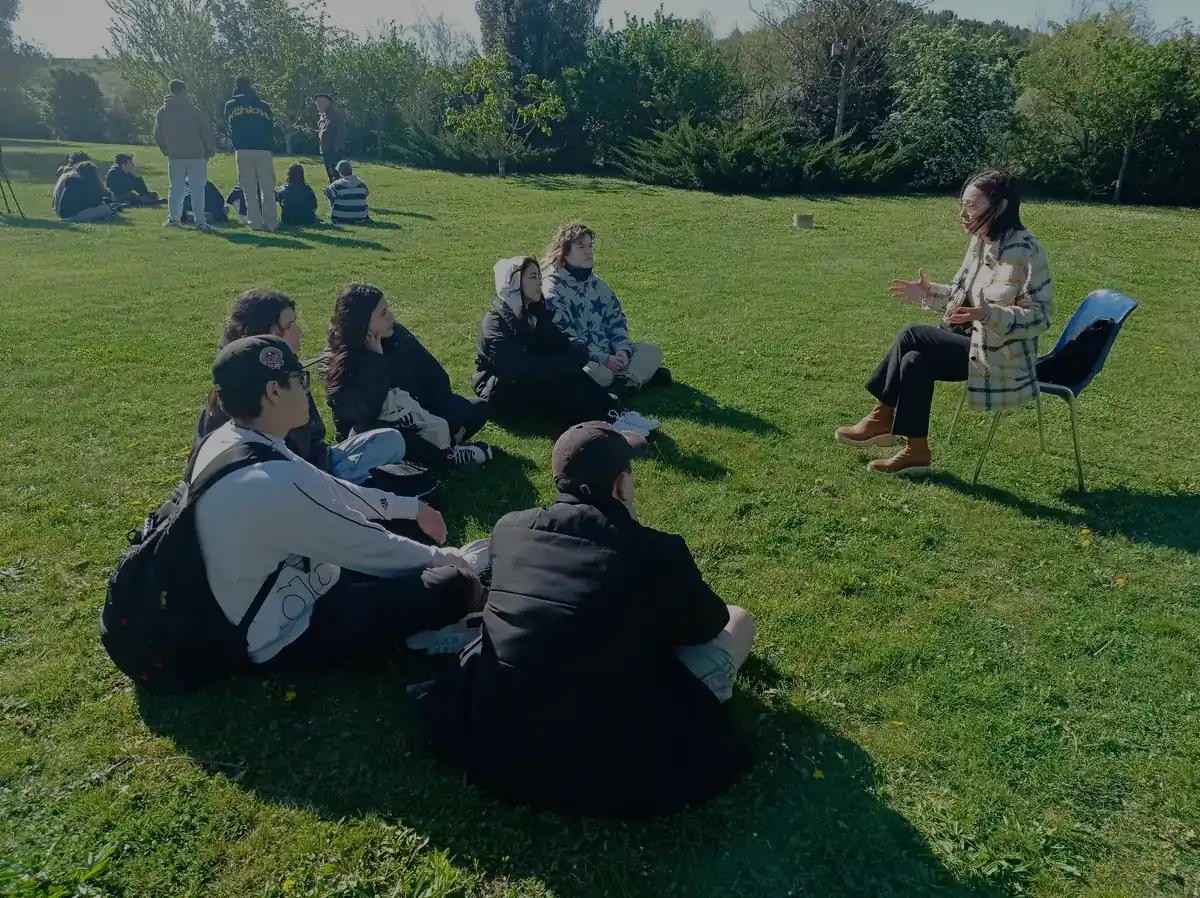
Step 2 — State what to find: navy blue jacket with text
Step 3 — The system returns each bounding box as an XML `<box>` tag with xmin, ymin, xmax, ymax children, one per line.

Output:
<box><xmin>224</xmin><ymin>89</ymin><xmax>275</xmax><ymax>152</ymax></box>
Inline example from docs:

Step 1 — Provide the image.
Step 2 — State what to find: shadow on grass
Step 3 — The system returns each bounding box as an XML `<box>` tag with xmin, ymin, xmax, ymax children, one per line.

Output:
<box><xmin>929</xmin><ymin>474</ymin><xmax>1200</xmax><ymax>554</ymax></box>
<box><xmin>436</xmin><ymin>448</ymin><xmax>539</xmax><ymax>545</ymax></box>
<box><xmin>648</xmin><ymin>432</ymin><xmax>729</xmax><ymax>481</ymax></box>
<box><xmin>0</xmin><ymin>215</ymin><xmax>75</xmax><ymax>230</ymax></box>
<box><xmin>358</xmin><ymin>219</ymin><xmax>403</xmax><ymax>231</ymax></box>
<box><xmin>518</xmin><ymin>173</ymin><xmax>658</xmax><ymax>196</ymax></box>
<box><xmin>286</xmin><ymin>224</ymin><xmax>390</xmax><ymax>252</ymax></box>
<box><xmin>635</xmin><ymin>382</ymin><xmax>784</xmax><ymax>438</ymax></box>
<box><xmin>0</xmin><ymin>149</ymin><xmax>73</xmax><ymax>184</ymax></box>
<box><xmin>207</xmin><ymin>228</ymin><xmax>311</xmax><ymax>250</ymax></box>
<box><xmin>140</xmin><ymin>654</ymin><xmax>1005</xmax><ymax>897</ymax></box>
<box><xmin>373</xmin><ymin>208</ymin><xmax>435</xmax><ymax>220</ymax></box>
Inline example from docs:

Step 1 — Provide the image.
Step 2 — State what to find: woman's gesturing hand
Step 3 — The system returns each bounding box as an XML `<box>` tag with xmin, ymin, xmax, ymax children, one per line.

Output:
<box><xmin>365</xmin><ymin>330</ymin><xmax>384</xmax><ymax>354</ymax></box>
<box><xmin>890</xmin><ymin>269</ymin><xmax>931</xmax><ymax>305</ymax></box>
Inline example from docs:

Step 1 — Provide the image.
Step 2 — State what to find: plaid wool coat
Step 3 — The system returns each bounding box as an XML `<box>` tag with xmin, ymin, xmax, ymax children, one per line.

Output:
<box><xmin>924</xmin><ymin>228</ymin><xmax>1054</xmax><ymax>412</ymax></box>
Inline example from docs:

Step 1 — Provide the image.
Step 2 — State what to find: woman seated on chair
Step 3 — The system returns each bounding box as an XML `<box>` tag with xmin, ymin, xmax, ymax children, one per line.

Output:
<box><xmin>835</xmin><ymin>169</ymin><xmax>1054</xmax><ymax>476</ymax></box>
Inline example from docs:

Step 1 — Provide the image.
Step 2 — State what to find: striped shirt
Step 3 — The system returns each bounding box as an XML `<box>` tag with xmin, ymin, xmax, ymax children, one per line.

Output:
<box><xmin>323</xmin><ymin>175</ymin><xmax>370</xmax><ymax>223</ymax></box>
<box><xmin>925</xmin><ymin>228</ymin><xmax>1054</xmax><ymax>412</ymax></box>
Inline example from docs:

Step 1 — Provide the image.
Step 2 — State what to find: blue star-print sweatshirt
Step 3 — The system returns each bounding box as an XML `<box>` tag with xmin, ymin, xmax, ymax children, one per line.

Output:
<box><xmin>542</xmin><ymin>267</ymin><xmax>634</xmax><ymax>364</ymax></box>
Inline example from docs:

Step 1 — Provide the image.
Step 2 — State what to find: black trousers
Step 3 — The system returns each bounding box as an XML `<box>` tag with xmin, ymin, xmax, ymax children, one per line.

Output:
<box><xmin>488</xmin><ymin>371</ymin><xmax>619</xmax><ymax>431</ymax></box>
<box><xmin>866</xmin><ymin>323</ymin><xmax>970</xmax><ymax>438</ymax></box>
<box><xmin>323</xmin><ymin>151</ymin><xmax>340</xmax><ymax>182</ymax></box>
<box><xmin>264</xmin><ymin>566</ymin><xmax>477</xmax><ymax>673</ymax></box>
<box><xmin>389</xmin><ymin>394</ymin><xmax>491</xmax><ymax>469</ymax></box>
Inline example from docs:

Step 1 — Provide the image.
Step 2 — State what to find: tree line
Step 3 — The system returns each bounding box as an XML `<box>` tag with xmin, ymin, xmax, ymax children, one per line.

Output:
<box><xmin>1</xmin><ymin>0</ymin><xmax>1196</xmax><ymax>205</ymax></box>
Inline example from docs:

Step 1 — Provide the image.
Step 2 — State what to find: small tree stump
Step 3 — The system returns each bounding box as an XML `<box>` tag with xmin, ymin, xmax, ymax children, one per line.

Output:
<box><xmin>794</xmin><ymin>213</ymin><xmax>814</xmax><ymax>229</ymax></box>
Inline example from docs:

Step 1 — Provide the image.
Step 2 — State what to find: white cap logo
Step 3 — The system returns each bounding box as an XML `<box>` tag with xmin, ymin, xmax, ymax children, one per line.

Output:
<box><xmin>260</xmin><ymin>346</ymin><xmax>285</xmax><ymax>370</ymax></box>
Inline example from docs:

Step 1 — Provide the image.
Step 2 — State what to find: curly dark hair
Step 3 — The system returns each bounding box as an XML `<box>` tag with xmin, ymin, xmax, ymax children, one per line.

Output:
<box><xmin>221</xmin><ymin>289</ymin><xmax>297</xmax><ymax>347</ymax></box>
<box><xmin>321</xmin><ymin>283</ymin><xmax>385</xmax><ymax>396</ymax></box>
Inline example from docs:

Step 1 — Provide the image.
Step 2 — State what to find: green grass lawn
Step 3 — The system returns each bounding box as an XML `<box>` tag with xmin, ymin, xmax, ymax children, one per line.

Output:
<box><xmin>2</xmin><ymin>139</ymin><xmax>1198</xmax><ymax>898</ymax></box>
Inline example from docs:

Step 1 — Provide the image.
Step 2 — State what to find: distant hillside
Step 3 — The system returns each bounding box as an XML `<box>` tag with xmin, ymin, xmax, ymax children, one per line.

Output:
<box><xmin>30</xmin><ymin>57</ymin><xmax>130</xmax><ymax>99</ymax></box>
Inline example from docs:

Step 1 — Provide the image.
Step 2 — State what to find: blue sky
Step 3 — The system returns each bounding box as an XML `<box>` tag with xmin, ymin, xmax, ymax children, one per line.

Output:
<box><xmin>15</xmin><ymin>0</ymin><xmax>1195</xmax><ymax>58</ymax></box>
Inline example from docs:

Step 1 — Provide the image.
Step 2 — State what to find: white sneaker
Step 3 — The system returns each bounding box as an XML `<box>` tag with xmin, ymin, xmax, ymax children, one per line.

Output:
<box><xmin>162</xmin><ymin>218</ymin><xmax>179</xmax><ymax>227</ymax></box>
<box><xmin>622</xmin><ymin>409</ymin><xmax>661</xmax><ymax>432</ymax></box>
<box><xmin>405</xmin><ymin>615</ymin><xmax>483</xmax><ymax>655</ymax></box>
<box><xmin>457</xmin><ymin>538</ymin><xmax>491</xmax><ymax>577</ymax></box>
<box><xmin>450</xmin><ymin>442</ymin><xmax>492</xmax><ymax>467</ymax></box>
<box><xmin>608</xmin><ymin>412</ymin><xmax>650</xmax><ymax>438</ymax></box>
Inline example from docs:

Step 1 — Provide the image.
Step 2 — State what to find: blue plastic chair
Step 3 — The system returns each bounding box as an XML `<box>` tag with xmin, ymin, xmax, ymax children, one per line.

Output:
<box><xmin>947</xmin><ymin>288</ymin><xmax>1138</xmax><ymax>491</ymax></box>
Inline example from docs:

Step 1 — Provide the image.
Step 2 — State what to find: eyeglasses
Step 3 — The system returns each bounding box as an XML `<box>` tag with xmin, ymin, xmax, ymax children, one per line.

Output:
<box><xmin>287</xmin><ymin>370</ymin><xmax>311</xmax><ymax>390</ymax></box>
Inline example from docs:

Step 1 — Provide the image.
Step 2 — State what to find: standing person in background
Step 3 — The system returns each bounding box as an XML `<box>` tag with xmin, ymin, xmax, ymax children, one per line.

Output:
<box><xmin>315</xmin><ymin>93</ymin><xmax>347</xmax><ymax>182</ymax></box>
<box><xmin>154</xmin><ymin>79</ymin><xmax>217</xmax><ymax>229</ymax></box>
<box><xmin>225</xmin><ymin>75</ymin><xmax>278</xmax><ymax>232</ymax></box>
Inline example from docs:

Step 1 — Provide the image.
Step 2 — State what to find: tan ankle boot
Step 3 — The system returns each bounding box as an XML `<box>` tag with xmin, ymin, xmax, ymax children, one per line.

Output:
<box><xmin>868</xmin><ymin>437</ymin><xmax>932</xmax><ymax>476</ymax></box>
<box><xmin>835</xmin><ymin>402</ymin><xmax>896</xmax><ymax>447</ymax></box>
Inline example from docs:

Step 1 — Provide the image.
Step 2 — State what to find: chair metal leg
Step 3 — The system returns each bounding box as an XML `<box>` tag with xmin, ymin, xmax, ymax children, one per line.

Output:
<box><xmin>972</xmin><ymin>412</ymin><xmax>1003</xmax><ymax>485</ymax></box>
<box><xmin>947</xmin><ymin>386</ymin><xmax>968</xmax><ymax>444</ymax></box>
<box><xmin>1035</xmin><ymin>386</ymin><xmax>1046</xmax><ymax>453</ymax></box>
<box><xmin>1066</xmin><ymin>392</ymin><xmax>1084</xmax><ymax>492</ymax></box>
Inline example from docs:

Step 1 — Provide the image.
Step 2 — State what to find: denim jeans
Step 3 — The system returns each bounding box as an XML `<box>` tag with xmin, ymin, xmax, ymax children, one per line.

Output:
<box><xmin>328</xmin><ymin>428</ymin><xmax>407</xmax><ymax>484</ymax></box>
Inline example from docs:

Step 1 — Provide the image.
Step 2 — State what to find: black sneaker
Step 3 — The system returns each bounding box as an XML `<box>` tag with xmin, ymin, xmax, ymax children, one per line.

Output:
<box><xmin>648</xmin><ymin>367</ymin><xmax>673</xmax><ymax>388</ymax></box>
<box><xmin>450</xmin><ymin>442</ymin><xmax>493</xmax><ymax>467</ymax></box>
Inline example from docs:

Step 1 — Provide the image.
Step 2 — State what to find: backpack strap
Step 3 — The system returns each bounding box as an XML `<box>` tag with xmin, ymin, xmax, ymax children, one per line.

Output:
<box><xmin>185</xmin><ymin>439</ymin><xmax>289</xmax><ymax>643</ymax></box>
<box><xmin>186</xmin><ymin>440</ymin><xmax>287</xmax><ymax>507</ymax></box>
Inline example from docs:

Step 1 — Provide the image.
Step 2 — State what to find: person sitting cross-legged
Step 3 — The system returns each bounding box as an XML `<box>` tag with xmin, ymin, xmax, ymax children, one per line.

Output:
<box><xmin>194</xmin><ymin>289</ymin><xmax>408</xmax><ymax>485</ymax></box>
<box><xmin>322</xmin><ymin>284</ymin><xmax>492</xmax><ymax>469</ymax></box>
<box><xmin>419</xmin><ymin>421</ymin><xmax>756</xmax><ymax>817</ymax></box>
<box><xmin>541</xmin><ymin>221</ymin><xmax>670</xmax><ymax>396</ymax></box>
<box><xmin>190</xmin><ymin>334</ymin><xmax>482</xmax><ymax>673</ymax></box>
<box><xmin>323</xmin><ymin>159</ymin><xmax>369</xmax><ymax>224</ymax></box>
<box><xmin>475</xmin><ymin>257</ymin><xmax>660</xmax><ymax>437</ymax></box>
<box><xmin>105</xmin><ymin>153</ymin><xmax>162</xmax><ymax>206</ymax></box>
<box><xmin>276</xmin><ymin>163</ymin><xmax>318</xmax><ymax>227</ymax></box>
<box><xmin>54</xmin><ymin>161</ymin><xmax>120</xmax><ymax>223</ymax></box>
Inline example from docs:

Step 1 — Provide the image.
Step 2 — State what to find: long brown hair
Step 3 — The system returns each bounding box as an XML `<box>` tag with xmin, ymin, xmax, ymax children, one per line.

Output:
<box><xmin>321</xmin><ymin>284</ymin><xmax>385</xmax><ymax>396</ymax></box>
<box><xmin>540</xmin><ymin>221</ymin><xmax>594</xmax><ymax>275</ymax></box>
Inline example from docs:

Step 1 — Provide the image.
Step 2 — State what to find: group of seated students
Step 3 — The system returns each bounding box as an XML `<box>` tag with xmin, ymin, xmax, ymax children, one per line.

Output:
<box><xmin>51</xmin><ymin>150</ymin><xmax>362</xmax><ymax>228</ymax></box>
<box><xmin>171</xmin><ymin>218</ymin><xmax>752</xmax><ymax>817</ymax></box>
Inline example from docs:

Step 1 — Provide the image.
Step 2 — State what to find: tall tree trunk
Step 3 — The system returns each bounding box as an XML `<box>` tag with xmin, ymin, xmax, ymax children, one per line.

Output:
<box><xmin>1114</xmin><ymin>113</ymin><xmax>1137</xmax><ymax>205</ymax></box>
<box><xmin>498</xmin><ymin>156</ymin><xmax>507</xmax><ymax>177</ymax></box>
<box><xmin>833</xmin><ymin>44</ymin><xmax>856</xmax><ymax>141</ymax></box>
<box><xmin>285</xmin><ymin>131</ymin><xmax>294</xmax><ymax>154</ymax></box>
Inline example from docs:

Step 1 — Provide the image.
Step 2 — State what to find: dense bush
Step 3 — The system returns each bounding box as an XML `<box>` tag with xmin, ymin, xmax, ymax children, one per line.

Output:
<box><xmin>615</xmin><ymin>116</ymin><xmax>910</xmax><ymax>195</ymax></box>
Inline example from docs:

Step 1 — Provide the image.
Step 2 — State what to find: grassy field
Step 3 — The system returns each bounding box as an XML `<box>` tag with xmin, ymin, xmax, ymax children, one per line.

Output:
<box><xmin>1</xmin><ymin>139</ymin><xmax>1198</xmax><ymax>898</ymax></box>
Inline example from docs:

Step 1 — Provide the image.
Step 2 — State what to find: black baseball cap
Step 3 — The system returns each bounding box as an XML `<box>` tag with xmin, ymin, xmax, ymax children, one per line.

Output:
<box><xmin>212</xmin><ymin>335</ymin><xmax>307</xmax><ymax>407</ymax></box>
<box><xmin>553</xmin><ymin>421</ymin><xmax>648</xmax><ymax>497</ymax></box>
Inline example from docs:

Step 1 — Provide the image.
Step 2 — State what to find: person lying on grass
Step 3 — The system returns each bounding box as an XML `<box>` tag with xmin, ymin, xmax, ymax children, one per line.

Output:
<box><xmin>323</xmin><ymin>159</ymin><xmax>370</xmax><ymax>224</ymax></box>
<box><xmin>541</xmin><ymin>221</ymin><xmax>671</xmax><ymax>396</ymax></box>
<box><xmin>420</xmin><ymin>421</ymin><xmax>756</xmax><ymax>817</ymax></box>
<box><xmin>193</xmin><ymin>289</ymin><xmax>407</xmax><ymax>485</ymax></box>
<box><xmin>105</xmin><ymin>153</ymin><xmax>163</xmax><ymax>206</ymax></box>
<box><xmin>836</xmin><ymin>169</ymin><xmax>1054</xmax><ymax>476</ymax></box>
<box><xmin>191</xmin><ymin>334</ymin><xmax>481</xmax><ymax>673</ymax></box>
<box><xmin>53</xmin><ymin>161</ymin><xmax>121</xmax><ymax>224</ymax></box>
<box><xmin>276</xmin><ymin>163</ymin><xmax>319</xmax><ymax>227</ymax></box>
<box><xmin>322</xmin><ymin>284</ymin><xmax>493</xmax><ymax>469</ymax></box>
<box><xmin>474</xmin><ymin>256</ymin><xmax>660</xmax><ymax>437</ymax></box>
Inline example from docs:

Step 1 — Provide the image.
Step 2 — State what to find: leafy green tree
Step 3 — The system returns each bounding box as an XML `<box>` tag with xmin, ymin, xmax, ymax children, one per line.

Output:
<box><xmin>1019</xmin><ymin>14</ymin><xmax>1177</xmax><ymax>202</ymax></box>
<box><xmin>0</xmin><ymin>0</ymin><xmax>48</xmax><ymax>138</ymax></box>
<box><xmin>885</xmin><ymin>24</ymin><xmax>1018</xmax><ymax>189</ymax></box>
<box><xmin>443</xmin><ymin>44</ymin><xmax>566</xmax><ymax>175</ymax></box>
<box><xmin>209</xmin><ymin>0</ymin><xmax>329</xmax><ymax>151</ymax></box>
<box><xmin>564</xmin><ymin>12</ymin><xmax>745</xmax><ymax>166</ymax></box>
<box><xmin>106</xmin><ymin>0</ymin><xmax>233</xmax><ymax>135</ymax></box>
<box><xmin>49</xmin><ymin>69</ymin><xmax>110</xmax><ymax>141</ymax></box>
<box><xmin>476</xmin><ymin>0</ymin><xmax>600</xmax><ymax>78</ymax></box>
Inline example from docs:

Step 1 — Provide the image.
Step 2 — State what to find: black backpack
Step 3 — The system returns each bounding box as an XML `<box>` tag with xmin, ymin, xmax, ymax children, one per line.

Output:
<box><xmin>100</xmin><ymin>441</ymin><xmax>285</xmax><ymax>694</ymax></box>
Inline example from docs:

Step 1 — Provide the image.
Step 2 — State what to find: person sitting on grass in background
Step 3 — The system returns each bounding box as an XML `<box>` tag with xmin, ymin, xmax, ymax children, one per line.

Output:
<box><xmin>190</xmin><ymin>334</ymin><xmax>482</xmax><ymax>673</ymax></box>
<box><xmin>193</xmin><ymin>289</ymin><xmax>408</xmax><ymax>485</ymax></box>
<box><xmin>420</xmin><ymin>421</ymin><xmax>756</xmax><ymax>817</ymax></box>
<box><xmin>105</xmin><ymin>153</ymin><xmax>162</xmax><ymax>206</ymax></box>
<box><xmin>226</xmin><ymin>184</ymin><xmax>270</xmax><ymax>226</ymax></box>
<box><xmin>322</xmin><ymin>284</ymin><xmax>493</xmax><ymax>469</ymax></box>
<box><xmin>542</xmin><ymin>222</ymin><xmax>671</xmax><ymax>396</ymax></box>
<box><xmin>323</xmin><ymin>160</ymin><xmax>369</xmax><ymax>224</ymax></box>
<box><xmin>52</xmin><ymin>152</ymin><xmax>91</xmax><ymax>211</ymax></box>
<box><xmin>53</xmin><ymin>161</ymin><xmax>121</xmax><ymax>224</ymax></box>
<box><xmin>182</xmin><ymin>180</ymin><xmax>229</xmax><ymax>225</ymax></box>
<box><xmin>475</xmin><ymin>257</ymin><xmax>660</xmax><ymax>437</ymax></box>
<box><xmin>277</xmin><ymin>164</ymin><xmax>318</xmax><ymax>227</ymax></box>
